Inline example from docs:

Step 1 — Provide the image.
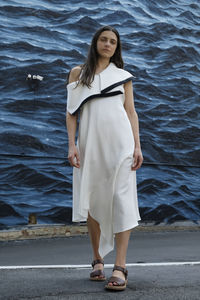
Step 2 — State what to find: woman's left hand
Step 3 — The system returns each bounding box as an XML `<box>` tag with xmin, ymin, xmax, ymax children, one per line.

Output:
<box><xmin>131</xmin><ymin>147</ymin><xmax>143</xmax><ymax>171</ymax></box>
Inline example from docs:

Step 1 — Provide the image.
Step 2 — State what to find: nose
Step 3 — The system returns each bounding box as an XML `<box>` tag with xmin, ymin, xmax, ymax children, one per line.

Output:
<box><xmin>105</xmin><ymin>40</ymin><xmax>111</xmax><ymax>47</ymax></box>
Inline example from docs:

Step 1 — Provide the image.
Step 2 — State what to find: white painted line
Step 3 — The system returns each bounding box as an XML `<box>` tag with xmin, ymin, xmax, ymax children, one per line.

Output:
<box><xmin>126</xmin><ymin>262</ymin><xmax>200</xmax><ymax>267</ymax></box>
<box><xmin>0</xmin><ymin>262</ymin><xmax>200</xmax><ymax>270</ymax></box>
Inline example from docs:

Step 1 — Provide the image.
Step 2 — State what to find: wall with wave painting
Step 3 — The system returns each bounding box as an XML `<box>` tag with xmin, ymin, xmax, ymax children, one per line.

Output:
<box><xmin>0</xmin><ymin>0</ymin><xmax>199</xmax><ymax>228</ymax></box>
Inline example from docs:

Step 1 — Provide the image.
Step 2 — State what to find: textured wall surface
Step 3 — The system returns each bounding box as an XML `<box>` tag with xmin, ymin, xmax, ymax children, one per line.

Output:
<box><xmin>0</xmin><ymin>0</ymin><xmax>199</xmax><ymax>227</ymax></box>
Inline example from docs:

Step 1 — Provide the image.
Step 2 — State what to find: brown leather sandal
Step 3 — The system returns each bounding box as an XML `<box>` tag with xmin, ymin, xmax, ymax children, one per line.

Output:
<box><xmin>105</xmin><ymin>265</ymin><xmax>128</xmax><ymax>291</ymax></box>
<box><xmin>90</xmin><ymin>259</ymin><xmax>106</xmax><ymax>281</ymax></box>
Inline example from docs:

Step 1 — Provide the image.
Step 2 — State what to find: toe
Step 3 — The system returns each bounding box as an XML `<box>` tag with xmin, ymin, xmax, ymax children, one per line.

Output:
<box><xmin>108</xmin><ymin>281</ymin><xmax>117</xmax><ymax>286</ymax></box>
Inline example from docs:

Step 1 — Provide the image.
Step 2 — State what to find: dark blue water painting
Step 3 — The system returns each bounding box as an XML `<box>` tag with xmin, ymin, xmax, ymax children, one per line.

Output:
<box><xmin>0</xmin><ymin>0</ymin><xmax>200</xmax><ymax>228</ymax></box>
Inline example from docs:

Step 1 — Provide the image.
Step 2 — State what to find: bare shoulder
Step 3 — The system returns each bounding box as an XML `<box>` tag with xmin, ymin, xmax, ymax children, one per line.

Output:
<box><xmin>68</xmin><ymin>66</ymin><xmax>82</xmax><ymax>83</ymax></box>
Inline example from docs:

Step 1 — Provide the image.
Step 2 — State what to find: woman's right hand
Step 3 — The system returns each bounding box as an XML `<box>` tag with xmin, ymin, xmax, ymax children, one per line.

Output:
<box><xmin>68</xmin><ymin>145</ymin><xmax>80</xmax><ymax>168</ymax></box>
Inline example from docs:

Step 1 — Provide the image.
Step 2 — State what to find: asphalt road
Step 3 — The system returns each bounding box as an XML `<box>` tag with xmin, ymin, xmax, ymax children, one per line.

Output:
<box><xmin>0</xmin><ymin>230</ymin><xmax>200</xmax><ymax>299</ymax></box>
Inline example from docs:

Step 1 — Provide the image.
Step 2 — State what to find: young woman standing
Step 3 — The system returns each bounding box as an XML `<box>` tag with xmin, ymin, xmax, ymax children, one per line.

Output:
<box><xmin>66</xmin><ymin>25</ymin><xmax>143</xmax><ymax>291</ymax></box>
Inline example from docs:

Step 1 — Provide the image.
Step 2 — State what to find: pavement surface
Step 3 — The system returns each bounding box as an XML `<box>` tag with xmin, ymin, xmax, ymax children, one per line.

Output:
<box><xmin>0</xmin><ymin>229</ymin><xmax>200</xmax><ymax>299</ymax></box>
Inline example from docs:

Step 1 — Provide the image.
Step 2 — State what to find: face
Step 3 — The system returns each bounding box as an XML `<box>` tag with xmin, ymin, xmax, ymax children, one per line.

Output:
<box><xmin>96</xmin><ymin>30</ymin><xmax>118</xmax><ymax>59</ymax></box>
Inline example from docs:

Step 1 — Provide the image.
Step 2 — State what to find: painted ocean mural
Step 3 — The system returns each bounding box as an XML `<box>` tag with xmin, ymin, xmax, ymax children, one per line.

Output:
<box><xmin>0</xmin><ymin>0</ymin><xmax>199</xmax><ymax>228</ymax></box>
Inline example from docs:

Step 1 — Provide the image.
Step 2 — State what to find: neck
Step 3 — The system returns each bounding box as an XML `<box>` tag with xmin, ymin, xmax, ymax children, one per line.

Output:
<box><xmin>96</xmin><ymin>58</ymin><xmax>110</xmax><ymax>73</ymax></box>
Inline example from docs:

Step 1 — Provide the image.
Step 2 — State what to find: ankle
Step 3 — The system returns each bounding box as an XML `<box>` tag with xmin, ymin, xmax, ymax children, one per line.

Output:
<box><xmin>92</xmin><ymin>258</ymin><xmax>104</xmax><ymax>267</ymax></box>
<box><xmin>114</xmin><ymin>263</ymin><xmax>126</xmax><ymax>268</ymax></box>
<box><xmin>93</xmin><ymin>255</ymin><xmax>103</xmax><ymax>261</ymax></box>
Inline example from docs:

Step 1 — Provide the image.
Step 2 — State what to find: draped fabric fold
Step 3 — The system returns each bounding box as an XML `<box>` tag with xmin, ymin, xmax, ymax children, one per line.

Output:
<box><xmin>67</xmin><ymin>63</ymin><xmax>134</xmax><ymax>115</ymax></box>
<box><xmin>66</xmin><ymin>63</ymin><xmax>140</xmax><ymax>258</ymax></box>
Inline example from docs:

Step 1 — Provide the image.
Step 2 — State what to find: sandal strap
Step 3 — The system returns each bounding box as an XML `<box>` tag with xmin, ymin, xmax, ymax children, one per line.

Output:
<box><xmin>108</xmin><ymin>276</ymin><xmax>126</xmax><ymax>286</ymax></box>
<box><xmin>113</xmin><ymin>265</ymin><xmax>128</xmax><ymax>279</ymax></box>
<box><xmin>91</xmin><ymin>259</ymin><xmax>104</xmax><ymax>268</ymax></box>
<box><xmin>90</xmin><ymin>269</ymin><xmax>105</xmax><ymax>278</ymax></box>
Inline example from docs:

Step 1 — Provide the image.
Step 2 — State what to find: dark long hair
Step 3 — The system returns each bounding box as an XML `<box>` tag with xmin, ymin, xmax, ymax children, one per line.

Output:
<box><xmin>79</xmin><ymin>26</ymin><xmax>124</xmax><ymax>87</ymax></box>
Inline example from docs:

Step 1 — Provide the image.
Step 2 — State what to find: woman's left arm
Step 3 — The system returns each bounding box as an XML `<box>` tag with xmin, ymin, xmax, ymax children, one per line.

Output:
<box><xmin>124</xmin><ymin>80</ymin><xmax>143</xmax><ymax>170</ymax></box>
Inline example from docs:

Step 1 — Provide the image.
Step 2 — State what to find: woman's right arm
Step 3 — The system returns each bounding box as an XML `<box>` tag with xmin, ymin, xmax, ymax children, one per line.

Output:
<box><xmin>66</xmin><ymin>112</ymin><xmax>80</xmax><ymax>168</ymax></box>
<box><xmin>66</xmin><ymin>66</ymin><xmax>81</xmax><ymax>168</ymax></box>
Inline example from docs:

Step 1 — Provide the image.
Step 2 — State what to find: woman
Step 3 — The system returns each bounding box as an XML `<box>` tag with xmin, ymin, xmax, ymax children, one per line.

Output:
<box><xmin>66</xmin><ymin>25</ymin><xmax>143</xmax><ymax>291</ymax></box>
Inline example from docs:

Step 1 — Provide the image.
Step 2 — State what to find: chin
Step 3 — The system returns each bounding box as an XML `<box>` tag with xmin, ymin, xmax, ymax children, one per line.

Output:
<box><xmin>99</xmin><ymin>53</ymin><xmax>112</xmax><ymax>59</ymax></box>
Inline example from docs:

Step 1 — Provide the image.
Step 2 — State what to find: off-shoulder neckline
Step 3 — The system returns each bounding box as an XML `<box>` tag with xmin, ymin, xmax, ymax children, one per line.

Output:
<box><xmin>67</xmin><ymin>63</ymin><xmax>116</xmax><ymax>87</ymax></box>
<box><xmin>67</xmin><ymin>81</ymin><xmax>78</xmax><ymax>88</ymax></box>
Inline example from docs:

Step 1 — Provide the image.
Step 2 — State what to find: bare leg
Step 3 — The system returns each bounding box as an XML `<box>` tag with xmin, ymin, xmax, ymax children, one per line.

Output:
<box><xmin>108</xmin><ymin>229</ymin><xmax>132</xmax><ymax>286</ymax></box>
<box><xmin>87</xmin><ymin>212</ymin><xmax>104</xmax><ymax>275</ymax></box>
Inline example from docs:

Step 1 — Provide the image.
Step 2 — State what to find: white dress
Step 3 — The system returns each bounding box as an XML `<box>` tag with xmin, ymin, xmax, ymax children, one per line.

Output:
<box><xmin>67</xmin><ymin>63</ymin><xmax>141</xmax><ymax>258</ymax></box>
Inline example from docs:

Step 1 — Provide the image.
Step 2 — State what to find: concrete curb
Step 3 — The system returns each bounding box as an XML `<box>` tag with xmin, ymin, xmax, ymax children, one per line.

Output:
<box><xmin>0</xmin><ymin>221</ymin><xmax>199</xmax><ymax>241</ymax></box>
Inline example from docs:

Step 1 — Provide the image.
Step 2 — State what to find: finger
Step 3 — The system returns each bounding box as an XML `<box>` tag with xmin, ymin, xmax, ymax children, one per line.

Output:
<box><xmin>137</xmin><ymin>156</ymin><xmax>143</xmax><ymax>167</ymax></box>
<box><xmin>75</xmin><ymin>152</ymin><xmax>80</xmax><ymax>165</ymax></box>
<box><xmin>73</xmin><ymin>154</ymin><xmax>80</xmax><ymax>168</ymax></box>
<box><xmin>139</xmin><ymin>157</ymin><xmax>143</xmax><ymax>168</ymax></box>
<box><xmin>69</xmin><ymin>158</ymin><xmax>75</xmax><ymax>167</ymax></box>
<box><xmin>73</xmin><ymin>163</ymin><xmax>80</xmax><ymax>168</ymax></box>
<box><xmin>131</xmin><ymin>160</ymin><xmax>136</xmax><ymax>171</ymax></box>
<box><xmin>132</xmin><ymin>156</ymin><xmax>142</xmax><ymax>170</ymax></box>
<box><xmin>131</xmin><ymin>156</ymin><xmax>138</xmax><ymax>171</ymax></box>
<box><xmin>68</xmin><ymin>155</ymin><xmax>77</xmax><ymax>167</ymax></box>
<box><xmin>131</xmin><ymin>163</ymin><xmax>138</xmax><ymax>171</ymax></box>
<box><xmin>74</xmin><ymin>153</ymin><xmax>80</xmax><ymax>167</ymax></box>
